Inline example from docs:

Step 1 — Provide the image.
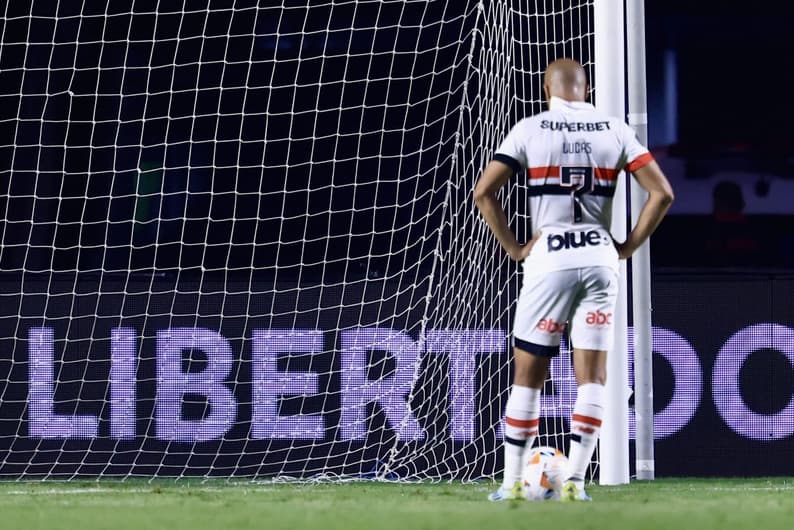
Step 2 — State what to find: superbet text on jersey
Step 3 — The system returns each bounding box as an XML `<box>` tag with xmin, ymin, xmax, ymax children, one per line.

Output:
<box><xmin>493</xmin><ymin>96</ymin><xmax>654</xmax><ymax>275</ymax></box>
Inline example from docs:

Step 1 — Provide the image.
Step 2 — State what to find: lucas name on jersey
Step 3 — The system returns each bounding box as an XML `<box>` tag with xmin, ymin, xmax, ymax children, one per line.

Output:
<box><xmin>562</xmin><ymin>141</ymin><xmax>592</xmax><ymax>154</ymax></box>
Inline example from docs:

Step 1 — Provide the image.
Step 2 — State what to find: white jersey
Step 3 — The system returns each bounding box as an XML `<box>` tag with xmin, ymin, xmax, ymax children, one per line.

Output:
<box><xmin>494</xmin><ymin>96</ymin><xmax>654</xmax><ymax>273</ymax></box>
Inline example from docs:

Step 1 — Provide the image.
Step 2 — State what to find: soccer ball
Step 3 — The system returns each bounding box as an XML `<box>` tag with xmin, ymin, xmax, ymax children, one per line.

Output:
<box><xmin>522</xmin><ymin>446</ymin><xmax>568</xmax><ymax>501</ymax></box>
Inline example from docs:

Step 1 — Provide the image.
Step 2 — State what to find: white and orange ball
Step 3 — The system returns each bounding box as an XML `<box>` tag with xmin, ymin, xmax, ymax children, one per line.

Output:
<box><xmin>522</xmin><ymin>446</ymin><xmax>568</xmax><ymax>501</ymax></box>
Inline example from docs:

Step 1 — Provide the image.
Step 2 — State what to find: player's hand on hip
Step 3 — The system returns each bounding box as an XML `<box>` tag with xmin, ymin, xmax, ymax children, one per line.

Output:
<box><xmin>613</xmin><ymin>239</ymin><xmax>633</xmax><ymax>260</ymax></box>
<box><xmin>511</xmin><ymin>230</ymin><xmax>542</xmax><ymax>261</ymax></box>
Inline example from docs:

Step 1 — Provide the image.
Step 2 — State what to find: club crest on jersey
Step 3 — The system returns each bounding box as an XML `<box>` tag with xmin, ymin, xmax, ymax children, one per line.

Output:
<box><xmin>546</xmin><ymin>230</ymin><xmax>605</xmax><ymax>252</ymax></box>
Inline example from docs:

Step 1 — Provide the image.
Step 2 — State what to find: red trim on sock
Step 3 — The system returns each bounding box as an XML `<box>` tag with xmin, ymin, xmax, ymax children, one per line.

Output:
<box><xmin>506</xmin><ymin>417</ymin><xmax>540</xmax><ymax>428</ymax></box>
<box><xmin>572</xmin><ymin>414</ymin><xmax>602</xmax><ymax>427</ymax></box>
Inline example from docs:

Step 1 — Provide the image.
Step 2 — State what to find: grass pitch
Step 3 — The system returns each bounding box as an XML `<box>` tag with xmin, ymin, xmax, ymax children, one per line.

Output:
<box><xmin>1</xmin><ymin>478</ymin><xmax>792</xmax><ymax>530</ymax></box>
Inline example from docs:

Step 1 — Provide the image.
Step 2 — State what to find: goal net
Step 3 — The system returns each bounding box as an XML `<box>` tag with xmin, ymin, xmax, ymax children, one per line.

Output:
<box><xmin>0</xmin><ymin>0</ymin><xmax>596</xmax><ymax>479</ymax></box>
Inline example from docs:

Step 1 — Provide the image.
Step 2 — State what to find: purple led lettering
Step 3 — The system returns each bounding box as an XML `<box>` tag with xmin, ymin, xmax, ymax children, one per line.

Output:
<box><xmin>713</xmin><ymin>323</ymin><xmax>794</xmax><ymax>440</ymax></box>
<box><xmin>628</xmin><ymin>327</ymin><xmax>702</xmax><ymax>439</ymax></box>
<box><xmin>251</xmin><ymin>329</ymin><xmax>324</xmax><ymax>439</ymax></box>
<box><xmin>27</xmin><ymin>327</ymin><xmax>98</xmax><ymax>439</ymax></box>
<box><xmin>110</xmin><ymin>327</ymin><xmax>137</xmax><ymax>439</ymax></box>
<box><xmin>340</xmin><ymin>327</ymin><xmax>423</xmax><ymax>440</ymax></box>
<box><xmin>426</xmin><ymin>330</ymin><xmax>505</xmax><ymax>441</ymax></box>
<box><xmin>155</xmin><ymin>328</ymin><xmax>236</xmax><ymax>442</ymax></box>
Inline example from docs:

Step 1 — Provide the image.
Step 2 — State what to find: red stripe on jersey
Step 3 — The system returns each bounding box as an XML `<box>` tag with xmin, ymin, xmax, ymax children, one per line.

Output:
<box><xmin>572</xmin><ymin>414</ymin><xmax>602</xmax><ymax>427</ymax></box>
<box><xmin>593</xmin><ymin>167</ymin><xmax>618</xmax><ymax>181</ymax></box>
<box><xmin>506</xmin><ymin>417</ymin><xmax>540</xmax><ymax>428</ymax></box>
<box><xmin>626</xmin><ymin>152</ymin><xmax>654</xmax><ymax>172</ymax></box>
<box><xmin>527</xmin><ymin>166</ymin><xmax>558</xmax><ymax>179</ymax></box>
<box><xmin>526</xmin><ymin>166</ymin><xmax>619</xmax><ymax>181</ymax></box>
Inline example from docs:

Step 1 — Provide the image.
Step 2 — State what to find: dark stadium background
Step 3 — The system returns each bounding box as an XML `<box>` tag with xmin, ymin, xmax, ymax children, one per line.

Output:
<box><xmin>1</xmin><ymin>1</ymin><xmax>791</xmax><ymax>273</ymax></box>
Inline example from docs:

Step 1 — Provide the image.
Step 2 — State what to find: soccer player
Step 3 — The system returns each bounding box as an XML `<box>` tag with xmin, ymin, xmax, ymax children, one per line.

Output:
<box><xmin>474</xmin><ymin>59</ymin><xmax>674</xmax><ymax>501</ymax></box>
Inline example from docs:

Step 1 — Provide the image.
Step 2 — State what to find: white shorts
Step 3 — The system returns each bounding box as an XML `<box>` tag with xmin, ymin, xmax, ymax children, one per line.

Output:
<box><xmin>513</xmin><ymin>266</ymin><xmax>619</xmax><ymax>356</ymax></box>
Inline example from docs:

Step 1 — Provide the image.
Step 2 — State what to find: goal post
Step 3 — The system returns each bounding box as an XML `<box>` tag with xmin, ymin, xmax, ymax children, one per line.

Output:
<box><xmin>594</xmin><ymin>0</ymin><xmax>655</xmax><ymax>485</ymax></box>
<box><xmin>0</xmin><ymin>0</ymin><xmax>650</xmax><ymax>481</ymax></box>
<box><xmin>593</xmin><ymin>0</ymin><xmax>630</xmax><ymax>486</ymax></box>
<box><xmin>626</xmin><ymin>0</ymin><xmax>656</xmax><ymax>482</ymax></box>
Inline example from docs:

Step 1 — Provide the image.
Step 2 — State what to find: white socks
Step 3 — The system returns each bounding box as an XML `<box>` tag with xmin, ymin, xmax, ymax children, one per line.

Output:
<box><xmin>565</xmin><ymin>383</ymin><xmax>604</xmax><ymax>486</ymax></box>
<box><xmin>501</xmin><ymin>385</ymin><xmax>540</xmax><ymax>490</ymax></box>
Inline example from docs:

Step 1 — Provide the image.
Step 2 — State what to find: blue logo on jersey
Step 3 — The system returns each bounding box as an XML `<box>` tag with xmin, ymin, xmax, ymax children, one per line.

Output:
<box><xmin>547</xmin><ymin>230</ymin><xmax>605</xmax><ymax>252</ymax></box>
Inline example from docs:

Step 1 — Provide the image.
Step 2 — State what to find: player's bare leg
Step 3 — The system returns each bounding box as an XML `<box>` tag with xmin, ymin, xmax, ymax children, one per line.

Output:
<box><xmin>513</xmin><ymin>346</ymin><xmax>552</xmax><ymax>389</ymax></box>
<box><xmin>489</xmin><ymin>347</ymin><xmax>551</xmax><ymax>501</ymax></box>
<box><xmin>561</xmin><ymin>347</ymin><xmax>607</xmax><ymax>502</ymax></box>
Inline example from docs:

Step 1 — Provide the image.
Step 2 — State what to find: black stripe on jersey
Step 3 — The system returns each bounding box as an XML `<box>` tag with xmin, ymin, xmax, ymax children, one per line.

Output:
<box><xmin>493</xmin><ymin>153</ymin><xmax>522</xmax><ymax>174</ymax></box>
<box><xmin>526</xmin><ymin>184</ymin><xmax>616</xmax><ymax>198</ymax></box>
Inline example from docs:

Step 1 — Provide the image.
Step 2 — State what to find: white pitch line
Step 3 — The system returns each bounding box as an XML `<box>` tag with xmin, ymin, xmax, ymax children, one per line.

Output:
<box><xmin>680</xmin><ymin>486</ymin><xmax>794</xmax><ymax>492</ymax></box>
<box><xmin>2</xmin><ymin>487</ymin><xmax>277</xmax><ymax>496</ymax></box>
<box><xmin>3</xmin><ymin>488</ymin><xmax>151</xmax><ymax>495</ymax></box>
<box><xmin>596</xmin><ymin>484</ymin><xmax>794</xmax><ymax>493</ymax></box>
<box><xmin>5</xmin><ymin>483</ymin><xmax>793</xmax><ymax>497</ymax></box>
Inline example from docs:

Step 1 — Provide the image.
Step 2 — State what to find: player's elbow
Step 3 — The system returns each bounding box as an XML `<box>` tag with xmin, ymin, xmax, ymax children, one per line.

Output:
<box><xmin>472</xmin><ymin>184</ymin><xmax>490</xmax><ymax>208</ymax></box>
<box><xmin>659</xmin><ymin>187</ymin><xmax>675</xmax><ymax>207</ymax></box>
<box><xmin>650</xmin><ymin>182</ymin><xmax>675</xmax><ymax>209</ymax></box>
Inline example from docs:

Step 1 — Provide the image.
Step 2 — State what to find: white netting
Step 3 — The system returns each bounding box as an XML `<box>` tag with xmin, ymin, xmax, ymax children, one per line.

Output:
<box><xmin>0</xmin><ymin>0</ymin><xmax>595</xmax><ymax>479</ymax></box>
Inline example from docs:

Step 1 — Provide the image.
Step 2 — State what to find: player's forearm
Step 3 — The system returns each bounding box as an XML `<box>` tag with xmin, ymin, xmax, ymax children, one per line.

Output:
<box><xmin>624</xmin><ymin>190</ymin><xmax>674</xmax><ymax>255</ymax></box>
<box><xmin>474</xmin><ymin>193</ymin><xmax>521</xmax><ymax>259</ymax></box>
